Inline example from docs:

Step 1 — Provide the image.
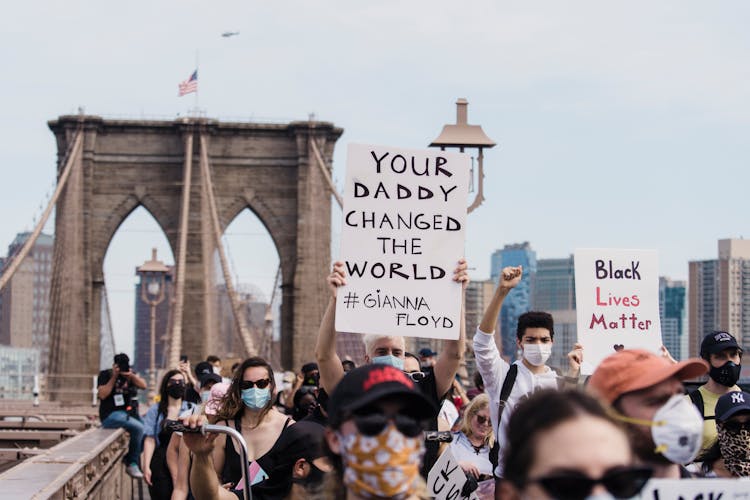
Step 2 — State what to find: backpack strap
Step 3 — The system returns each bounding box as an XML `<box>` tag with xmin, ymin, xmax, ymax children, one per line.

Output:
<box><xmin>498</xmin><ymin>364</ymin><xmax>518</xmax><ymax>418</ymax></box>
<box><xmin>489</xmin><ymin>364</ymin><xmax>518</xmax><ymax>470</ymax></box>
<box><xmin>688</xmin><ymin>389</ymin><xmax>713</xmax><ymax>420</ymax></box>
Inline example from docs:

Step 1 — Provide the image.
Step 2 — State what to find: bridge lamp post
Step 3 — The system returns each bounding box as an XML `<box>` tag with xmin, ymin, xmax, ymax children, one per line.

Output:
<box><xmin>137</xmin><ymin>249</ymin><xmax>169</xmax><ymax>391</ymax></box>
<box><xmin>429</xmin><ymin>98</ymin><xmax>496</xmax><ymax>213</ymax></box>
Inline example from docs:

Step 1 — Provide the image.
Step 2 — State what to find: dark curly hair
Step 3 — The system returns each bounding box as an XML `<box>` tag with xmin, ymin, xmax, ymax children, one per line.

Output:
<box><xmin>516</xmin><ymin>311</ymin><xmax>555</xmax><ymax>341</ymax></box>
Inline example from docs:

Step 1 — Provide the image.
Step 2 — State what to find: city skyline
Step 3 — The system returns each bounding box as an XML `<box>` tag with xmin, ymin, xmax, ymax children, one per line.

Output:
<box><xmin>2</xmin><ymin>1</ymin><xmax>749</xmax><ymax>357</ymax></box>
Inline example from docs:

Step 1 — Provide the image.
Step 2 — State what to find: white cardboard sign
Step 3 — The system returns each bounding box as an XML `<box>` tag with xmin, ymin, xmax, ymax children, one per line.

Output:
<box><xmin>574</xmin><ymin>248</ymin><xmax>662</xmax><ymax>371</ymax></box>
<box><xmin>335</xmin><ymin>143</ymin><xmax>470</xmax><ymax>340</ymax></box>
<box><xmin>639</xmin><ymin>478</ymin><xmax>750</xmax><ymax>499</ymax></box>
<box><xmin>427</xmin><ymin>448</ymin><xmax>479</xmax><ymax>500</ymax></box>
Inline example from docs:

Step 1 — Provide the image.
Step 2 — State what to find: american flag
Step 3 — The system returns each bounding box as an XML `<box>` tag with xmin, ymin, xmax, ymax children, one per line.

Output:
<box><xmin>178</xmin><ymin>70</ymin><xmax>198</xmax><ymax>96</ymax></box>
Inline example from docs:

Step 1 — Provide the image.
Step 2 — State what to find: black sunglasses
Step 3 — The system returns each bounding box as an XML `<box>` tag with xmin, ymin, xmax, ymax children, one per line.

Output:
<box><xmin>352</xmin><ymin>412</ymin><xmax>424</xmax><ymax>438</ymax></box>
<box><xmin>722</xmin><ymin>420</ymin><xmax>750</xmax><ymax>432</ymax></box>
<box><xmin>530</xmin><ymin>466</ymin><xmax>652</xmax><ymax>500</ymax></box>
<box><xmin>475</xmin><ymin>414</ymin><xmax>490</xmax><ymax>425</ymax></box>
<box><xmin>240</xmin><ymin>378</ymin><xmax>271</xmax><ymax>390</ymax></box>
<box><xmin>405</xmin><ymin>371</ymin><xmax>426</xmax><ymax>382</ymax></box>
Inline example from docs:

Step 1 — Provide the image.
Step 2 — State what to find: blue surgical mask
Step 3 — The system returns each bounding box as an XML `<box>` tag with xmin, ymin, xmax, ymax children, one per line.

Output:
<box><xmin>241</xmin><ymin>387</ymin><xmax>270</xmax><ymax>409</ymax></box>
<box><xmin>200</xmin><ymin>391</ymin><xmax>211</xmax><ymax>403</ymax></box>
<box><xmin>371</xmin><ymin>354</ymin><xmax>404</xmax><ymax>371</ymax></box>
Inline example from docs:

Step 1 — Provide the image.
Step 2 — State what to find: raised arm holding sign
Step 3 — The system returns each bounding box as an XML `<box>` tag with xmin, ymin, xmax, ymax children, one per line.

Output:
<box><xmin>316</xmin><ymin>143</ymin><xmax>471</xmax><ymax>478</ymax></box>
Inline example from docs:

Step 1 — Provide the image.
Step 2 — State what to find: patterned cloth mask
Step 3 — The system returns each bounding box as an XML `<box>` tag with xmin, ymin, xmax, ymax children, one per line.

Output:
<box><xmin>717</xmin><ymin>423</ymin><xmax>750</xmax><ymax>477</ymax></box>
<box><xmin>337</xmin><ymin>422</ymin><xmax>424</xmax><ymax>499</ymax></box>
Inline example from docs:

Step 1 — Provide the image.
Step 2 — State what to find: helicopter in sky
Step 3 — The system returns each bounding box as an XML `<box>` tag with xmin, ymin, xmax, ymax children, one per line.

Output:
<box><xmin>221</xmin><ymin>31</ymin><xmax>240</xmax><ymax>38</ymax></box>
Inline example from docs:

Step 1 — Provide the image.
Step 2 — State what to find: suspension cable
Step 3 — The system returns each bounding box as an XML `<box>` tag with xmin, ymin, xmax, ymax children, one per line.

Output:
<box><xmin>167</xmin><ymin>132</ymin><xmax>194</xmax><ymax>368</ymax></box>
<box><xmin>0</xmin><ymin>130</ymin><xmax>83</xmax><ymax>291</ymax></box>
<box><xmin>199</xmin><ymin>133</ymin><xmax>256</xmax><ymax>357</ymax></box>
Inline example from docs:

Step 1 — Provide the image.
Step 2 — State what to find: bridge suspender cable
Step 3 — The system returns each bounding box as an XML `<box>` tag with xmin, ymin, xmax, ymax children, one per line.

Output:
<box><xmin>168</xmin><ymin>132</ymin><xmax>194</xmax><ymax>368</ymax></box>
<box><xmin>0</xmin><ymin>129</ymin><xmax>83</xmax><ymax>292</ymax></box>
<box><xmin>199</xmin><ymin>133</ymin><xmax>257</xmax><ymax>357</ymax></box>
<box><xmin>308</xmin><ymin>130</ymin><xmax>342</xmax><ymax>209</ymax></box>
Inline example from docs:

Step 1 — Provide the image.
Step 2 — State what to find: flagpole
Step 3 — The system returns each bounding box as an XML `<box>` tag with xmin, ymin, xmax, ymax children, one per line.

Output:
<box><xmin>194</xmin><ymin>50</ymin><xmax>200</xmax><ymax>115</ymax></box>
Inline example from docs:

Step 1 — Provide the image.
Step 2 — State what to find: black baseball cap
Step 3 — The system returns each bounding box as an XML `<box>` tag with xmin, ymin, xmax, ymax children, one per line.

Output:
<box><xmin>716</xmin><ymin>391</ymin><xmax>750</xmax><ymax>423</ymax></box>
<box><xmin>419</xmin><ymin>348</ymin><xmax>437</xmax><ymax>357</ymax></box>
<box><xmin>199</xmin><ymin>372</ymin><xmax>222</xmax><ymax>388</ymax></box>
<box><xmin>327</xmin><ymin>364</ymin><xmax>436</xmax><ymax>428</ymax></box>
<box><xmin>700</xmin><ymin>331</ymin><xmax>741</xmax><ymax>357</ymax></box>
<box><xmin>194</xmin><ymin>361</ymin><xmax>213</xmax><ymax>378</ymax></box>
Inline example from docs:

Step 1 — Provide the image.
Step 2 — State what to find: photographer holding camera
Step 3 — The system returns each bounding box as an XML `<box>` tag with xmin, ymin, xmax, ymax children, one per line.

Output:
<box><xmin>97</xmin><ymin>353</ymin><xmax>148</xmax><ymax>478</ymax></box>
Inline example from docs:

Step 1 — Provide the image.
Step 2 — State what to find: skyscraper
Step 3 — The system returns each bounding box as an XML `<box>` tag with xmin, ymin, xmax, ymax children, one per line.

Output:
<box><xmin>659</xmin><ymin>277</ymin><xmax>686</xmax><ymax>361</ymax></box>
<box><xmin>532</xmin><ymin>256</ymin><xmax>576</xmax><ymax>371</ymax></box>
<box><xmin>0</xmin><ymin>232</ymin><xmax>53</xmax><ymax>371</ymax></box>
<box><xmin>688</xmin><ymin>239</ymin><xmax>750</xmax><ymax>361</ymax></box>
<box><xmin>490</xmin><ymin>242</ymin><xmax>537</xmax><ymax>360</ymax></box>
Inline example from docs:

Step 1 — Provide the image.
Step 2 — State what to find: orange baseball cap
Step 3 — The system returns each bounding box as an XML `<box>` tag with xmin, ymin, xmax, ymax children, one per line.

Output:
<box><xmin>588</xmin><ymin>349</ymin><xmax>708</xmax><ymax>405</ymax></box>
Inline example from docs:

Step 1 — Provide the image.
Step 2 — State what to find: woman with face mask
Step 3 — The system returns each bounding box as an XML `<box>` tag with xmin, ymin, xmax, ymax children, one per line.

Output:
<box><xmin>501</xmin><ymin>389</ymin><xmax>653</xmax><ymax>500</ymax></box>
<box><xmin>697</xmin><ymin>390</ymin><xmax>750</xmax><ymax>478</ymax></box>
<box><xmin>317</xmin><ymin>364</ymin><xmax>437</xmax><ymax>500</ymax></box>
<box><xmin>211</xmin><ymin>357</ymin><xmax>295</xmax><ymax>493</ymax></box>
<box><xmin>142</xmin><ymin>369</ymin><xmax>198</xmax><ymax>499</ymax></box>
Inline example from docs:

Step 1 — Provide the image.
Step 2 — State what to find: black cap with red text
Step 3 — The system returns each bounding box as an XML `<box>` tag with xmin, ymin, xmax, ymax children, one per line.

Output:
<box><xmin>327</xmin><ymin>364</ymin><xmax>436</xmax><ymax>428</ymax></box>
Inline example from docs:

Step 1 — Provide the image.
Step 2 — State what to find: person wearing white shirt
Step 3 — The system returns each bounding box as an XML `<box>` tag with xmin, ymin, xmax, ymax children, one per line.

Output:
<box><xmin>473</xmin><ymin>265</ymin><xmax>582</xmax><ymax>493</ymax></box>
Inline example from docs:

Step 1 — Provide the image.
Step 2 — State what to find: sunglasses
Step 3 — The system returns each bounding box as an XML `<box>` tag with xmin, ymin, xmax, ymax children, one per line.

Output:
<box><xmin>722</xmin><ymin>420</ymin><xmax>750</xmax><ymax>432</ymax></box>
<box><xmin>405</xmin><ymin>371</ymin><xmax>426</xmax><ymax>382</ymax></box>
<box><xmin>352</xmin><ymin>412</ymin><xmax>424</xmax><ymax>438</ymax></box>
<box><xmin>240</xmin><ymin>378</ymin><xmax>271</xmax><ymax>390</ymax></box>
<box><xmin>167</xmin><ymin>379</ymin><xmax>185</xmax><ymax>386</ymax></box>
<box><xmin>530</xmin><ymin>466</ymin><xmax>652</xmax><ymax>500</ymax></box>
<box><xmin>474</xmin><ymin>414</ymin><xmax>490</xmax><ymax>425</ymax></box>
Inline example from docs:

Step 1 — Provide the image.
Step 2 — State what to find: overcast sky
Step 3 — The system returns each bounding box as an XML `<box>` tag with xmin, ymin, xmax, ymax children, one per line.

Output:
<box><xmin>2</xmin><ymin>1</ymin><xmax>749</xmax><ymax>358</ymax></box>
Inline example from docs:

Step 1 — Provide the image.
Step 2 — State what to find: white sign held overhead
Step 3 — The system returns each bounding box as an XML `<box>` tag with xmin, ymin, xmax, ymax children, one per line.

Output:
<box><xmin>335</xmin><ymin>143</ymin><xmax>470</xmax><ymax>340</ymax></box>
<box><xmin>574</xmin><ymin>248</ymin><xmax>663</xmax><ymax>372</ymax></box>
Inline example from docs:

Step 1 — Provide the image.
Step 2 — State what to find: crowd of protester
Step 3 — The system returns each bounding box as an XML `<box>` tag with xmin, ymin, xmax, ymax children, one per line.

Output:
<box><xmin>95</xmin><ymin>262</ymin><xmax>750</xmax><ymax>499</ymax></box>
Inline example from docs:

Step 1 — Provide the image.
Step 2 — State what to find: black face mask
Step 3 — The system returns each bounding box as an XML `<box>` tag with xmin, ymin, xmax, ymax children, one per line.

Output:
<box><xmin>709</xmin><ymin>361</ymin><xmax>741</xmax><ymax>387</ymax></box>
<box><xmin>167</xmin><ymin>384</ymin><xmax>186</xmax><ymax>400</ymax></box>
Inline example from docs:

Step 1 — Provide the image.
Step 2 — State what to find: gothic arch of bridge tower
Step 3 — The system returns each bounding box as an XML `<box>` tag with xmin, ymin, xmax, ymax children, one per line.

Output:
<box><xmin>27</xmin><ymin>115</ymin><xmax>342</xmax><ymax>396</ymax></box>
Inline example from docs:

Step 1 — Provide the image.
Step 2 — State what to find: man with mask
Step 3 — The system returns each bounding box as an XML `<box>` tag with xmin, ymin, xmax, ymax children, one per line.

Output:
<box><xmin>315</xmin><ymin>259</ymin><xmax>469</xmax><ymax>476</ymax></box>
<box><xmin>689</xmin><ymin>331</ymin><xmax>743</xmax><ymax>452</ymax></box>
<box><xmin>473</xmin><ymin>266</ymin><xmax>582</xmax><ymax>487</ymax></box>
<box><xmin>588</xmin><ymin>349</ymin><xmax>708</xmax><ymax>478</ymax></box>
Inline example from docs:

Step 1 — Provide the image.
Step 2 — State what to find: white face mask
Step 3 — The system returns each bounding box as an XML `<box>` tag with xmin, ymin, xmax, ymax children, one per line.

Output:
<box><xmin>213</xmin><ymin>366</ymin><xmax>221</xmax><ymax>375</ymax></box>
<box><xmin>615</xmin><ymin>394</ymin><xmax>703</xmax><ymax>465</ymax></box>
<box><xmin>650</xmin><ymin>394</ymin><xmax>704</xmax><ymax>464</ymax></box>
<box><xmin>522</xmin><ymin>343</ymin><xmax>552</xmax><ymax>366</ymax></box>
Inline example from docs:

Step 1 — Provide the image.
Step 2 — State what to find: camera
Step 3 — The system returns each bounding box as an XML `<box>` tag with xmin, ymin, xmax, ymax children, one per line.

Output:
<box><xmin>114</xmin><ymin>353</ymin><xmax>130</xmax><ymax>373</ymax></box>
<box><xmin>424</xmin><ymin>431</ymin><xmax>453</xmax><ymax>443</ymax></box>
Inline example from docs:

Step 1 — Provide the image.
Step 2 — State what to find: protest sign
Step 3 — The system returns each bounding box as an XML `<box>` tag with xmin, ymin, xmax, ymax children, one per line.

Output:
<box><xmin>335</xmin><ymin>143</ymin><xmax>470</xmax><ymax>340</ymax></box>
<box><xmin>639</xmin><ymin>478</ymin><xmax>750</xmax><ymax>499</ymax></box>
<box><xmin>427</xmin><ymin>448</ymin><xmax>479</xmax><ymax>500</ymax></box>
<box><xmin>574</xmin><ymin>248</ymin><xmax>662</xmax><ymax>372</ymax></box>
